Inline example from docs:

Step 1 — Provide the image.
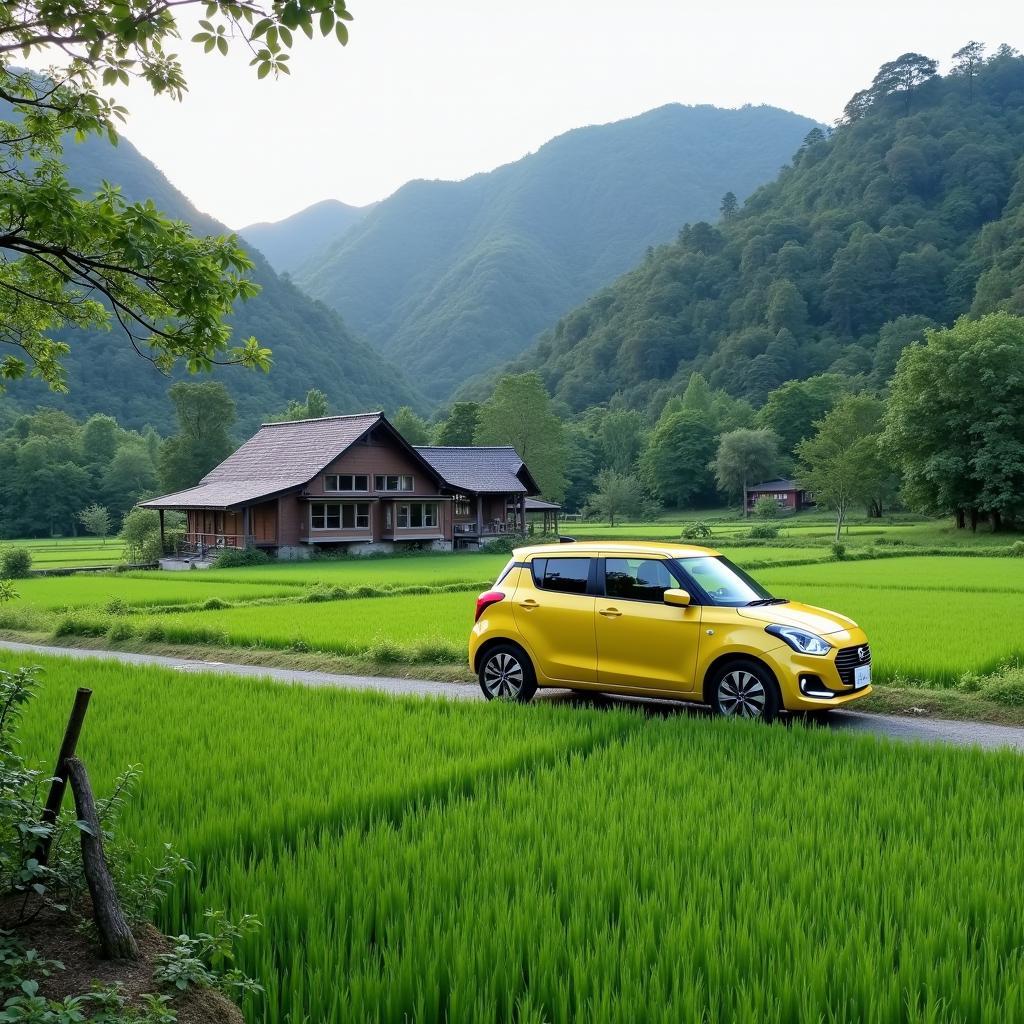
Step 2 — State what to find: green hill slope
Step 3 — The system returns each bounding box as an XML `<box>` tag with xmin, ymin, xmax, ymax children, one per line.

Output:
<box><xmin>3</xmin><ymin>132</ymin><xmax>417</xmax><ymax>433</ymax></box>
<box><xmin>506</xmin><ymin>49</ymin><xmax>1024</xmax><ymax>414</ymax></box>
<box><xmin>240</xmin><ymin>198</ymin><xmax>373</xmax><ymax>275</ymax></box>
<box><xmin>296</xmin><ymin>104</ymin><xmax>819</xmax><ymax>399</ymax></box>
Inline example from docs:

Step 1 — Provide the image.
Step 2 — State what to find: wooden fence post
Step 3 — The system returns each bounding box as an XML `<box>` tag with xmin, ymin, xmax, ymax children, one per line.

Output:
<box><xmin>35</xmin><ymin>687</ymin><xmax>92</xmax><ymax>866</ymax></box>
<box><xmin>66</xmin><ymin>757</ymin><xmax>139</xmax><ymax>960</ymax></box>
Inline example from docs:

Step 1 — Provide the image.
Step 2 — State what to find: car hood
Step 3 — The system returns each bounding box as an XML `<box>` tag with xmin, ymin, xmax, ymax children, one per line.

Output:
<box><xmin>736</xmin><ymin>601</ymin><xmax>859</xmax><ymax>636</ymax></box>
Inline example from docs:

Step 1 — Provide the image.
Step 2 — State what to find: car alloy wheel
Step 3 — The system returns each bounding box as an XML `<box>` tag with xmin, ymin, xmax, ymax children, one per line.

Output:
<box><xmin>716</xmin><ymin>669</ymin><xmax>767</xmax><ymax>719</ymax></box>
<box><xmin>482</xmin><ymin>651</ymin><xmax>524</xmax><ymax>699</ymax></box>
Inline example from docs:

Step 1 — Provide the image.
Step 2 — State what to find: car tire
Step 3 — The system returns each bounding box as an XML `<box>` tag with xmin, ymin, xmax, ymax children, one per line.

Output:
<box><xmin>709</xmin><ymin>659</ymin><xmax>780</xmax><ymax>722</ymax></box>
<box><xmin>478</xmin><ymin>644</ymin><xmax>538</xmax><ymax>703</ymax></box>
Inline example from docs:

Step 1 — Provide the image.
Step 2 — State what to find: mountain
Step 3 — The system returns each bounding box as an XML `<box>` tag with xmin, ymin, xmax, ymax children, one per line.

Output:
<box><xmin>3</xmin><ymin>131</ymin><xmax>418</xmax><ymax>433</ymax></box>
<box><xmin>504</xmin><ymin>48</ymin><xmax>1024</xmax><ymax>414</ymax></box>
<box><xmin>296</xmin><ymin>104</ymin><xmax>820</xmax><ymax>400</ymax></box>
<box><xmin>240</xmin><ymin>198</ymin><xmax>373</xmax><ymax>275</ymax></box>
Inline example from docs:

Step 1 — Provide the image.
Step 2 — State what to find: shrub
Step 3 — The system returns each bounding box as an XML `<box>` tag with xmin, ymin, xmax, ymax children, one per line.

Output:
<box><xmin>481</xmin><ymin>534</ymin><xmax>528</xmax><ymax>554</ymax></box>
<box><xmin>874</xmin><ymin>536</ymin><xmax>906</xmax><ymax>547</ymax></box>
<box><xmin>747</xmin><ymin>523</ymin><xmax>779</xmax><ymax>539</ymax></box>
<box><xmin>1010</xmin><ymin>541</ymin><xmax>1024</xmax><ymax>557</ymax></box>
<box><xmin>200</xmin><ymin>596</ymin><xmax>231</xmax><ymax>611</ymax></box>
<box><xmin>753</xmin><ymin>496</ymin><xmax>779</xmax><ymax>520</ymax></box>
<box><xmin>213</xmin><ymin>546</ymin><xmax>270</xmax><ymax>568</ymax></box>
<box><xmin>105</xmin><ymin>597</ymin><xmax>130</xmax><ymax>615</ymax></box>
<box><xmin>831</xmin><ymin>542</ymin><xmax>847</xmax><ymax>560</ymax></box>
<box><xmin>0</xmin><ymin>548</ymin><xmax>32</xmax><ymax>579</ymax></box>
<box><xmin>681</xmin><ymin>521</ymin><xmax>712</xmax><ymax>540</ymax></box>
<box><xmin>106</xmin><ymin>619</ymin><xmax>136</xmax><ymax>643</ymax></box>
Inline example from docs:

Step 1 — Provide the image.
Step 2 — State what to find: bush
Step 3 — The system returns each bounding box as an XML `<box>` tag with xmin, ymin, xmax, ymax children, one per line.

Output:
<box><xmin>681</xmin><ymin>521</ymin><xmax>712</xmax><ymax>540</ymax></box>
<box><xmin>0</xmin><ymin>548</ymin><xmax>32</xmax><ymax>579</ymax></box>
<box><xmin>481</xmin><ymin>534</ymin><xmax>528</xmax><ymax>554</ymax></box>
<box><xmin>831</xmin><ymin>542</ymin><xmax>847</xmax><ymax>560</ymax></box>
<box><xmin>747</xmin><ymin>523</ymin><xmax>779</xmax><ymax>539</ymax></box>
<box><xmin>106</xmin><ymin>619</ymin><xmax>136</xmax><ymax>643</ymax></box>
<box><xmin>213</xmin><ymin>546</ymin><xmax>270</xmax><ymax>568</ymax></box>
<box><xmin>752</xmin><ymin>496</ymin><xmax>779</xmax><ymax>520</ymax></box>
<box><xmin>1010</xmin><ymin>541</ymin><xmax>1024</xmax><ymax>557</ymax></box>
<box><xmin>873</xmin><ymin>536</ymin><xmax>906</xmax><ymax>547</ymax></box>
<box><xmin>200</xmin><ymin>596</ymin><xmax>231</xmax><ymax>611</ymax></box>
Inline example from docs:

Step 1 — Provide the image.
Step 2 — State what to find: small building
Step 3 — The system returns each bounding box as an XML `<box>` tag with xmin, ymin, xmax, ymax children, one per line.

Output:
<box><xmin>140</xmin><ymin>413</ymin><xmax>541</xmax><ymax>562</ymax></box>
<box><xmin>524</xmin><ymin>497</ymin><xmax>561</xmax><ymax>535</ymax></box>
<box><xmin>745</xmin><ymin>478</ymin><xmax>815</xmax><ymax>513</ymax></box>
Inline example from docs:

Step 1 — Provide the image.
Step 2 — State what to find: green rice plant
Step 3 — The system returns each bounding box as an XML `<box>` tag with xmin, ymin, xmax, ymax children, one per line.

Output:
<box><xmin>183</xmin><ymin>717</ymin><xmax>1024</xmax><ymax>1024</ymax></box>
<box><xmin>10</xmin><ymin>652</ymin><xmax>632</xmax><ymax>864</ymax></box>
<box><xmin>140</xmin><ymin>590</ymin><xmax>476</xmax><ymax>662</ymax></box>
<box><xmin>758</xmin><ymin>556</ymin><xmax>1024</xmax><ymax>594</ymax></box>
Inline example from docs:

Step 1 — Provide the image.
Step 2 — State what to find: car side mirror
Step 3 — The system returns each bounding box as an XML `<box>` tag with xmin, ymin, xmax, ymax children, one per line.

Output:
<box><xmin>663</xmin><ymin>588</ymin><xmax>691</xmax><ymax>607</ymax></box>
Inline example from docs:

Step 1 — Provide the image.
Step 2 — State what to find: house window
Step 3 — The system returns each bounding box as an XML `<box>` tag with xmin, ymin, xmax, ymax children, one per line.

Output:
<box><xmin>310</xmin><ymin>502</ymin><xmax>370</xmax><ymax>530</ymax></box>
<box><xmin>394</xmin><ymin>502</ymin><xmax>438</xmax><ymax>529</ymax></box>
<box><xmin>453</xmin><ymin>494</ymin><xmax>471</xmax><ymax>517</ymax></box>
<box><xmin>325</xmin><ymin>474</ymin><xmax>368</xmax><ymax>492</ymax></box>
<box><xmin>375</xmin><ymin>474</ymin><xmax>413</xmax><ymax>492</ymax></box>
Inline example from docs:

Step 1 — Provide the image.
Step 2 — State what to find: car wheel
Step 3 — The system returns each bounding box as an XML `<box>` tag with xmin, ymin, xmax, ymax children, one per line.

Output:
<box><xmin>710</xmin><ymin>660</ymin><xmax>780</xmax><ymax>722</ymax></box>
<box><xmin>478</xmin><ymin>644</ymin><xmax>538</xmax><ymax>703</ymax></box>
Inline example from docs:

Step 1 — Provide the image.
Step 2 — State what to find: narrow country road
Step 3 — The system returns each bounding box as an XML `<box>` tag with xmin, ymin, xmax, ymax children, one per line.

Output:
<box><xmin>3</xmin><ymin>639</ymin><xmax>1024</xmax><ymax>753</ymax></box>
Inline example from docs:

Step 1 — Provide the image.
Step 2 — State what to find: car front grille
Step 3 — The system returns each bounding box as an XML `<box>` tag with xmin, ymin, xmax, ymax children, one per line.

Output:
<box><xmin>834</xmin><ymin>644</ymin><xmax>871</xmax><ymax>687</ymax></box>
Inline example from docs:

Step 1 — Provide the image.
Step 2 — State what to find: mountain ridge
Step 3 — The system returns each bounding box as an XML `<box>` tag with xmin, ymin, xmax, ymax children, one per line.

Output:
<box><xmin>295</xmin><ymin>102</ymin><xmax>821</xmax><ymax>400</ymax></box>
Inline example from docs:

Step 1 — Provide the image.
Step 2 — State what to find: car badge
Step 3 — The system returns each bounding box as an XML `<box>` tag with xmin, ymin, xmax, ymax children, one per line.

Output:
<box><xmin>858</xmin><ymin>646</ymin><xmax>868</xmax><ymax>661</ymax></box>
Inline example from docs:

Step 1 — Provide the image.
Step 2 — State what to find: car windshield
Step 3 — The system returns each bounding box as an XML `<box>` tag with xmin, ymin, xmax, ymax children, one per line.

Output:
<box><xmin>678</xmin><ymin>555</ymin><xmax>779</xmax><ymax>607</ymax></box>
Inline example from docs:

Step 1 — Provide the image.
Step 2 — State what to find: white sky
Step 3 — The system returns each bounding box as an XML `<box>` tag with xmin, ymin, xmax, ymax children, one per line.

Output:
<box><xmin>92</xmin><ymin>0</ymin><xmax>1019</xmax><ymax>227</ymax></box>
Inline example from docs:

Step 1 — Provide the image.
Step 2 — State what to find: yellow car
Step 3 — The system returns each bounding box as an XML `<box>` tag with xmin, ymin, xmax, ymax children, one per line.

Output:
<box><xmin>469</xmin><ymin>541</ymin><xmax>872</xmax><ymax>720</ymax></box>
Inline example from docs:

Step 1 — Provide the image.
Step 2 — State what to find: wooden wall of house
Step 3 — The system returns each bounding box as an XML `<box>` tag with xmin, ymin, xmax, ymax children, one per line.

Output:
<box><xmin>305</xmin><ymin>430</ymin><xmax>443</xmax><ymax>498</ymax></box>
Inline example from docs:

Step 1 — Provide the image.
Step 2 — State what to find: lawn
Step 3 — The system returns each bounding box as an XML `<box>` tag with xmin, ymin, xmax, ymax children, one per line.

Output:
<box><xmin>12</xmin><ymin>653</ymin><xmax>1024</xmax><ymax>1024</ymax></box>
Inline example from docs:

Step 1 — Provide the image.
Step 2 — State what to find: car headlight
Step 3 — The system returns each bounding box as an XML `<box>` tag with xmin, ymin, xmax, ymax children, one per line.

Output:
<box><xmin>765</xmin><ymin>624</ymin><xmax>832</xmax><ymax>656</ymax></box>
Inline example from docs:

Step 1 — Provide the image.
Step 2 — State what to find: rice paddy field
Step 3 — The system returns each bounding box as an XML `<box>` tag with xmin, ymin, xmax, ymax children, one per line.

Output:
<box><xmin>14</xmin><ymin>652</ymin><xmax>1024</xmax><ymax>1023</ymax></box>
<box><xmin>4</xmin><ymin>537</ymin><xmax>124</xmax><ymax>567</ymax></box>
<box><xmin>1</xmin><ymin>525</ymin><xmax>1022</xmax><ymax>688</ymax></box>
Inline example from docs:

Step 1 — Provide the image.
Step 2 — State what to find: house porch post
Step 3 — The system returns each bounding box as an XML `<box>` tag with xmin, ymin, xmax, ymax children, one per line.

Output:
<box><xmin>158</xmin><ymin>509</ymin><xmax>165</xmax><ymax>556</ymax></box>
<box><xmin>476</xmin><ymin>495</ymin><xmax>483</xmax><ymax>537</ymax></box>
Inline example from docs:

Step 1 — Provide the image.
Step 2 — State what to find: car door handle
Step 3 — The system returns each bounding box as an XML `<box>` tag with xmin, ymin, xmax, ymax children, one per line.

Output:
<box><xmin>519</xmin><ymin>599</ymin><xmax>539</xmax><ymax>610</ymax></box>
<box><xmin>598</xmin><ymin>607</ymin><xmax>622</xmax><ymax>618</ymax></box>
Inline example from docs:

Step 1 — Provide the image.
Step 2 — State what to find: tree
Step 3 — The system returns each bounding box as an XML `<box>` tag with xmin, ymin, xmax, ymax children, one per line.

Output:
<box><xmin>719</xmin><ymin>191</ymin><xmax>738</xmax><ymax>221</ymax></box>
<box><xmin>871</xmin><ymin>53</ymin><xmax>939</xmax><ymax>114</ymax></box>
<box><xmin>639</xmin><ymin>411</ymin><xmax>717</xmax><ymax>508</ymax></box>
<box><xmin>434</xmin><ymin>402</ymin><xmax>480</xmax><ymax>446</ymax></box>
<box><xmin>755</xmin><ymin>374</ymin><xmax>849</xmax><ymax>457</ymax></box>
<box><xmin>158</xmin><ymin>381</ymin><xmax>236</xmax><ymax>492</ymax></box>
<box><xmin>391</xmin><ymin>406</ymin><xmax>431</xmax><ymax>446</ymax></box>
<box><xmin>80</xmin><ymin>415</ymin><xmax>120</xmax><ymax>467</ymax></box>
<box><xmin>78</xmin><ymin>502</ymin><xmax>111</xmax><ymax>544</ymax></box>
<box><xmin>585</xmin><ymin>470</ymin><xmax>641</xmax><ymax>527</ymax></box>
<box><xmin>840</xmin><ymin>88</ymin><xmax>873</xmax><ymax>125</ymax></box>
<box><xmin>797</xmin><ymin>396</ymin><xmax>891</xmax><ymax>540</ymax></box>
<box><xmin>273</xmin><ymin>389</ymin><xmax>329</xmax><ymax>421</ymax></box>
<box><xmin>599</xmin><ymin>409</ymin><xmax>646</xmax><ymax>474</ymax></box>
<box><xmin>475</xmin><ymin>373</ymin><xmax>567</xmax><ymax>500</ymax></box>
<box><xmin>952</xmin><ymin>41</ymin><xmax>986</xmax><ymax>100</ymax></box>
<box><xmin>0</xmin><ymin>1</ymin><xmax>354</xmax><ymax>393</ymax></box>
<box><xmin>101</xmin><ymin>445</ymin><xmax>158</xmax><ymax>518</ymax></box>
<box><xmin>883</xmin><ymin>313</ymin><xmax>1024</xmax><ymax>530</ymax></box>
<box><xmin>712</xmin><ymin>429</ymin><xmax>781</xmax><ymax>515</ymax></box>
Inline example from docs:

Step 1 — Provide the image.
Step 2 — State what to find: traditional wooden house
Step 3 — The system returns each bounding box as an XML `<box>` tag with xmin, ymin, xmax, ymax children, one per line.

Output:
<box><xmin>745</xmin><ymin>478</ymin><xmax>815</xmax><ymax>513</ymax></box>
<box><xmin>140</xmin><ymin>413</ymin><xmax>540</xmax><ymax>560</ymax></box>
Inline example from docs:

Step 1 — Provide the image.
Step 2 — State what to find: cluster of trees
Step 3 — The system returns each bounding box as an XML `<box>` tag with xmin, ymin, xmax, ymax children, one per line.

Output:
<box><xmin>512</xmin><ymin>45</ymin><xmax>1024</xmax><ymax>414</ymax></box>
<box><xmin>446</xmin><ymin>312</ymin><xmax>1024</xmax><ymax>537</ymax></box>
<box><xmin>0</xmin><ymin>410</ymin><xmax>160</xmax><ymax>538</ymax></box>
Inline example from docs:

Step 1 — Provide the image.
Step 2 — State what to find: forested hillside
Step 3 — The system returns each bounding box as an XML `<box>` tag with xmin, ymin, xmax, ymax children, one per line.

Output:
<box><xmin>297</xmin><ymin>104</ymin><xmax>818</xmax><ymax>399</ymax></box>
<box><xmin>240</xmin><ymin>198</ymin><xmax>373</xmax><ymax>274</ymax></box>
<box><xmin>509</xmin><ymin>47</ymin><xmax>1024</xmax><ymax>414</ymax></box>
<box><xmin>3</xmin><ymin>130</ymin><xmax>417</xmax><ymax>433</ymax></box>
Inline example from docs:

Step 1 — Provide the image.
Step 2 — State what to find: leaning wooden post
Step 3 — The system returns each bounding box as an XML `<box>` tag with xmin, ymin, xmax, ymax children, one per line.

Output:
<box><xmin>35</xmin><ymin>687</ymin><xmax>92</xmax><ymax>866</ymax></box>
<box><xmin>66</xmin><ymin>756</ymin><xmax>139</xmax><ymax>960</ymax></box>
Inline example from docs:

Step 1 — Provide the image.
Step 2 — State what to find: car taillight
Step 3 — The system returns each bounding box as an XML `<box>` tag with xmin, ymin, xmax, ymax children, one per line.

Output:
<box><xmin>475</xmin><ymin>590</ymin><xmax>505</xmax><ymax>622</ymax></box>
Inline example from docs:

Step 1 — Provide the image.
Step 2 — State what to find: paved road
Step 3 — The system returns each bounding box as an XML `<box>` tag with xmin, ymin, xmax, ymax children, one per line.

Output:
<box><xmin>4</xmin><ymin>639</ymin><xmax>1024</xmax><ymax>753</ymax></box>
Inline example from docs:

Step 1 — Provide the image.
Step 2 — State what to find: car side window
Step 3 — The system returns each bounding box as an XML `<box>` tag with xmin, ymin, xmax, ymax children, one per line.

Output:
<box><xmin>531</xmin><ymin>557</ymin><xmax>591</xmax><ymax>595</ymax></box>
<box><xmin>604</xmin><ymin>558</ymin><xmax>682</xmax><ymax>603</ymax></box>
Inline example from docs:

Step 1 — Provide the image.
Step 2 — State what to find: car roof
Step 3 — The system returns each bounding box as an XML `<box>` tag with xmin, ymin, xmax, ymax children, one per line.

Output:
<box><xmin>513</xmin><ymin>540</ymin><xmax>720</xmax><ymax>559</ymax></box>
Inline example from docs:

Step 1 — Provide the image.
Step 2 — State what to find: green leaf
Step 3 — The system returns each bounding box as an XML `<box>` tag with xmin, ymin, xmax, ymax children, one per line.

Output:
<box><xmin>319</xmin><ymin>9</ymin><xmax>334</xmax><ymax>35</ymax></box>
<box><xmin>250</xmin><ymin>17</ymin><xmax>273</xmax><ymax>38</ymax></box>
<box><xmin>217</xmin><ymin>36</ymin><xmax>229</xmax><ymax>56</ymax></box>
<box><xmin>335</xmin><ymin>21</ymin><xmax>349</xmax><ymax>45</ymax></box>
<box><xmin>257</xmin><ymin>62</ymin><xmax>271</xmax><ymax>79</ymax></box>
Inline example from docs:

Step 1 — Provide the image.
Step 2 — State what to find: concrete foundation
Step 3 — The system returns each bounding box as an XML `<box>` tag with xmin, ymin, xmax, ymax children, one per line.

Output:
<box><xmin>158</xmin><ymin>557</ymin><xmax>215</xmax><ymax>571</ymax></box>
